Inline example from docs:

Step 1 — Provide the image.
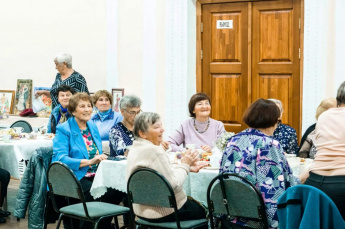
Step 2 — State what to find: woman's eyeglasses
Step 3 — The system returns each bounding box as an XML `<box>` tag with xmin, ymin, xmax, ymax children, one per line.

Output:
<box><xmin>125</xmin><ymin>109</ymin><xmax>142</xmax><ymax>116</ymax></box>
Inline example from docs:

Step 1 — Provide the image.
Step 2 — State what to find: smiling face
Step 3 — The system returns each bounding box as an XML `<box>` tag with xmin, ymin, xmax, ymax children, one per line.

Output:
<box><xmin>72</xmin><ymin>99</ymin><xmax>93</xmax><ymax>124</ymax></box>
<box><xmin>95</xmin><ymin>96</ymin><xmax>111</xmax><ymax>112</ymax></box>
<box><xmin>140</xmin><ymin>120</ymin><xmax>164</xmax><ymax>146</ymax></box>
<box><xmin>121</xmin><ymin>107</ymin><xmax>141</xmax><ymax>126</ymax></box>
<box><xmin>193</xmin><ymin>99</ymin><xmax>211</xmax><ymax>119</ymax></box>
<box><xmin>58</xmin><ymin>91</ymin><xmax>73</xmax><ymax>108</ymax></box>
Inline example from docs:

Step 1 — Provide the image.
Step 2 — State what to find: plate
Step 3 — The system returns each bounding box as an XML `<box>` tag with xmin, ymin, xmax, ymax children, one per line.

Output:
<box><xmin>44</xmin><ymin>137</ymin><xmax>54</xmax><ymax>140</ymax></box>
<box><xmin>203</xmin><ymin>167</ymin><xmax>220</xmax><ymax>170</ymax></box>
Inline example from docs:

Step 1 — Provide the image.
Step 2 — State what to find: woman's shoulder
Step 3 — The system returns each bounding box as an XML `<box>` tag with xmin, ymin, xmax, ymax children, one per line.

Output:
<box><xmin>71</xmin><ymin>71</ymin><xmax>85</xmax><ymax>79</ymax></box>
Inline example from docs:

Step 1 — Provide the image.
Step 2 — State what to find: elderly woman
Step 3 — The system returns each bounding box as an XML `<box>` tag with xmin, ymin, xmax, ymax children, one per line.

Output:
<box><xmin>268</xmin><ymin>98</ymin><xmax>299</xmax><ymax>154</ymax></box>
<box><xmin>300</xmin><ymin>82</ymin><xmax>345</xmax><ymax>219</ymax></box>
<box><xmin>47</xmin><ymin>85</ymin><xmax>75</xmax><ymax>134</ymax></box>
<box><xmin>52</xmin><ymin>93</ymin><xmax>125</xmax><ymax>228</ymax></box>
<box><xmin>35</xmin><ymin>53</ymin><xmax>89</xmax><ymax>109</ymax></box>
<box><xmin>90</xmin><ymin>90</ymin><xmax>123</xmax><ymax>141</ymax></box>
<box><xmin>109</xmin><ymin>95</ymin><xmax>141</xmax><ymax>156</ymax></box>
<box><xmin>167</xmin><ymin>93</ymin><xmax>225</xmax><ymax>152</ymax></box>
<box><xmin>220</xmin><ymin>99</ymin><xmax>298</xmax><ymax>229</ymax></box>
<box><xmin>298</xmin><ymin>98</ymin><xmax>336</xmax><ymax>158</ymax></box>
<box><xmin>126</xmin><ymin>112</ymin><xmax>207</xmax><ymax>223</ymax></box>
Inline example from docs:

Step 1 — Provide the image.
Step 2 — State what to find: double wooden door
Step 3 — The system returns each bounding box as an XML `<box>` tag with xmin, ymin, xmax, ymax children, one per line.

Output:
<box><xmin>201</xmin><ymin>0</ymin><xmax>302</xmax><ymax>137</ymax></box>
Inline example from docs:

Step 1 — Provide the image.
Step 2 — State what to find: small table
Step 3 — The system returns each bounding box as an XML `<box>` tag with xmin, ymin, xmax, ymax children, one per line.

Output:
<box><xmin>0</xmin><ymin>136</ymin><xmax>53</xmax><ymax>178</ymax></box>
<box><xmin>90</xmin><ymin>160</ymin><xmax>219</xmax><ymax>205</ymax></box>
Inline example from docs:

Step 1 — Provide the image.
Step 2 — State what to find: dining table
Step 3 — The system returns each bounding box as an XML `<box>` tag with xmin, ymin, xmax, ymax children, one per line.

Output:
<box><xmin>0</xmin><ymin>135</ymin><xmax>53</xmax><ymax>179</ymax></box>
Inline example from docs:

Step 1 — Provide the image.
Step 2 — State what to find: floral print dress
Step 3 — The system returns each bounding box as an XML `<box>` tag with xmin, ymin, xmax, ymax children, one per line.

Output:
<box><xmin>273</xmin><ymin>123</ymin><xmax>299</xmax><ymax>155</ymax></box>
<box><xmin>81</xmin><ymin>127</ymin><xmax>99</xmax><ymax>177</ymax></box>
<box><xmin>109</xmin><ymin>122</ymin><xmax>134</xmax><ymax>157</ymax></box>
<box><xmin>220</xmin><ymin>128</ymin><xmax>299</xmax><ymax>229</ymax></box>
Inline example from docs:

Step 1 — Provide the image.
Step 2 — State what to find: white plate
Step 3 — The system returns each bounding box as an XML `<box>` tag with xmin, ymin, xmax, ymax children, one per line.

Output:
<box><xmin>203</xmin><ymin>167</ymin><xmax>220</xmax><ymax>170</ymax></box>
<box><xmin>44</xmin><ymin>137</ymin><xmax>54</xmax><ymax>140</ymax></box>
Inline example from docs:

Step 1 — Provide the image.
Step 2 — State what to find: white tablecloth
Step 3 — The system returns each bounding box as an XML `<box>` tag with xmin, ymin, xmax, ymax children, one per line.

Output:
<box><xmin>0</xmin><ymin>136</ymin><xmax>53</xmax><ymax>178</ymax></box>
<box><xmin>90</xmin><ymin>160</ymin><xmax>219</xmax><ymax>205</ymax></box>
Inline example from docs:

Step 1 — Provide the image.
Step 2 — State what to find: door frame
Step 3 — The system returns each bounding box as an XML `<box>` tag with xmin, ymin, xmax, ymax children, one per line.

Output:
<box><xmin>196</xmin><ymin>0</ymin><xmax>304</xmax><ymax>137</ymax></box>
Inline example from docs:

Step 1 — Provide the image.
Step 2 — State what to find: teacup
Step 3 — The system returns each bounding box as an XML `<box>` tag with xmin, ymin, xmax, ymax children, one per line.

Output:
<box><xmin>13</xmin><ymin>127</ymin><xmax>24</xmax><ymax>134</ymax></box>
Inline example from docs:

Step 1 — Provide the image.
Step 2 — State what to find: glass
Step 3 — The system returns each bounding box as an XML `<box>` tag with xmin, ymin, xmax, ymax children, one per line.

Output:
<box><xmin>125</xmin><ymin>109</ymin><xmax>142</xmax><ymax>116</ymax></box>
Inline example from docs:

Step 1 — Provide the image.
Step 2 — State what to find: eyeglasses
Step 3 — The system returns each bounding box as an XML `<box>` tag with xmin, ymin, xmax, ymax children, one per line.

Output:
<box><xmin>277</xmin><ymin>119</ymin><xmax>282</xmax><ymax>124</ymax></box>
<box><xmin>124</xmin><ymin>109</ymin><xmax>142</xmax><ymax>116</ymax></box>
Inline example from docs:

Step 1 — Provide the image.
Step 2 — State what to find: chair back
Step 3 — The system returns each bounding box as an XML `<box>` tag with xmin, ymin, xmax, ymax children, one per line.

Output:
<box><xmin>10</xmin><ymin>120</ymin><xmax>33</xmax><ymax>133</ymax></box>
<box><xmin>207</xmin><ymin>173</ymin><xmax>268</xmax><ymax>229</ymax></box>
<box><xmin>47</xmin><ymin>162</ymin><xmax>82</xmax><ymax>200</ymax></box>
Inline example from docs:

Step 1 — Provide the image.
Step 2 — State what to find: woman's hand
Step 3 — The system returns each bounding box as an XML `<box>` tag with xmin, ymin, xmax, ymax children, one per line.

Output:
<box><xmin>190</xmin><ymin>161</ymin><xmax>209</xmax><ymax>173</ymax></box>
<box><xmin>89</xmin><ymin>154</ymin><xmax>108</xmax><ymax>165</ymax></box>
<box><xmin>161</xmin><ymin>141</ymin><xmax>170</xmax><ymax>150</ymax></box>
<box><xmin>181</xmin><ymin>149</ymin><xmax>199</xmax><ymax>167</ymax></box>
<box><xmin>200</xmin><ymin>145</ymin><xmax>212</xmax><ymax>153</ymax></box>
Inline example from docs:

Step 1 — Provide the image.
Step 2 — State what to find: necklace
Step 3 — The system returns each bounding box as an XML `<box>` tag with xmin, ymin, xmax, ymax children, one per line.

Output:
<box><xmin>194</xmin><ymin>118</ymin><xmax>210</xmax><ymax>134</ymax></box>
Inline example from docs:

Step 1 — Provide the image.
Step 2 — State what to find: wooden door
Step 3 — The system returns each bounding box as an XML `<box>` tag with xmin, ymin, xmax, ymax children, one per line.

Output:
<box><xmin>201</xmin><ymin>0</ymin><xmax>301</xmax><ymax>136</ymax></box>
<box><xmin>252</xmin><ymin>0</ymin><xmax>301</xmax><ymax>131</ymax></box>
<box><xmin>202</xmin><ymin>3</ymin><xmax>250</xmax><ymax>133</ymax></box>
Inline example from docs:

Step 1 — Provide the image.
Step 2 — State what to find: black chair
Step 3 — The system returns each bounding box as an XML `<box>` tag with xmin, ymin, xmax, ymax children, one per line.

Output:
<box><xmin>127</xmin><ymin>168</ymin><xmax>208</xmax><ymax>229</ymax></box>
<box><xmin>10</xmin><ymin>120</ymin><xmax>33</xmax><ymax>133</ymax></box>
<box><xmin>207</xmin><ymin>173</ymin><xmax>269</xmax><ymax>229</ymax></box>
<box><xmin>47</xmin><ymin>162</ymin><xmax>130</xmax><ymax>229</ymax></box>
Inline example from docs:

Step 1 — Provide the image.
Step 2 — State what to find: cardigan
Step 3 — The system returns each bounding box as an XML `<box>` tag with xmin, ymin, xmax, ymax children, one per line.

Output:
<box><xmin>126</xmin><ymin>138</ymin><xmax>190</xmax><ymax>219</ymax></box>
<box><xmin>168</xmin><ymin>118</ymin><xmax>225</xmax><ymax>152</ymax></box>
<box><xmin>51</xmin><ymin>117</ymin><xmax>102</xmax><ymax>180</ymax></box>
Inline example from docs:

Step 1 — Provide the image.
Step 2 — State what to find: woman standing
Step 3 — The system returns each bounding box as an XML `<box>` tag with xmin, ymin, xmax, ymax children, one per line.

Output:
<box><xmin>109</xmin><ymin>95</ymin><xmax>141</xmax><ymax>156</ymax></box>
<box><xmin>35</xmin><ymin>53</ymin><xmax>89</xmax><ymax>109</ymax></box>
<box><xmin>90</xmin><ymin>90</ymin><xmax>122</xmax><ymax>141</ymax></box>
<box><xmin>167</xmin><ymin>93</ymin><xmax>225</xmax><ymax>152</ymax></box>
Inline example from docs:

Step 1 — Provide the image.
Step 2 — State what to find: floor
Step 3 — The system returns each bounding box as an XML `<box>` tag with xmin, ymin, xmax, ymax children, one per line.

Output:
<box><xmin>2</xmin><ymin>178</ymin><xmax>125</xmax><ymax>229</ymax></box>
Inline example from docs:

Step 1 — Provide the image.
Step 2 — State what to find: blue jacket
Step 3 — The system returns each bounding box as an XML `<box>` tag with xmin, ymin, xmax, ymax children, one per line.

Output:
<box><xmin>52</xmin><ymin>117</ymin><xmax>102</xmax><ymax>180</ymax></box>
<box><xmin>90</xmin><ymin>110</ymin><xmax>123</xmax><ymax>140</ymax></box>
<box><xmin>47</xmin><ymin>105</ymin><xmax>71</xmax><ymax>134</ymax></box>
<box><xmin>277</xmin><ymin>185</ymin><xmax>345</xmax><ymax>228</ymax></box>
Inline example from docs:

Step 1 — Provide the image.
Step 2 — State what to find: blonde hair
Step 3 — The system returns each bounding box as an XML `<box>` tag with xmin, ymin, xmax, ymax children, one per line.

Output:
<box><xmin>315</xmin><ymin>98</ymin><xmax>337</xmax><ymax>120</ymax></box>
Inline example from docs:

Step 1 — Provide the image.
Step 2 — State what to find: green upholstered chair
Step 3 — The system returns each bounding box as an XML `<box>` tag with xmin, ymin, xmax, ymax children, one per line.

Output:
<box><xmin>127</xmin><ymin>168</ymin><xmax>208</xmax><ymax>229</ymax></box>
<box><xmin>47</xmin><ymin>162</ymin><xmax>130</xmax><ymax>229</ymax></box>
<box><xmin>207</xmin><ymin>173</ymin><xmax>269</xmax><ymax>229</ymax></box>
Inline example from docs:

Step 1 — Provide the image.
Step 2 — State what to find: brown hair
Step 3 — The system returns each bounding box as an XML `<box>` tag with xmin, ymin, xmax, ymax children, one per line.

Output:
<box><xmin>68</xmin><ymin>93</ymin><xmax>93</xmax><ymax>114</ymax></box>
<box><xmin>243</xmin><ymin>99</ymin><xmax>280</xmax><ymax>129</ymax></box>
<box><xmin>188</xmin><ymin>93</ymin><xmax>211</xmax><ymax>118</ymax></box>
<box><xmin>315</xmin><ymin>98</ymin><xmax>336</xmax><ymax>120</ymax></box>
<box><xmin>92</xmin><ymin>90</ymin><xmax>113</xmax><ymax>106</ymax></box>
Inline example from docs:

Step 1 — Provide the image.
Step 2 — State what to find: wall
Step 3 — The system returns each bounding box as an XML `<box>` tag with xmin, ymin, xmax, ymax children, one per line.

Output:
<box><xmin>0</xmin><ymin>0</ymin><xmax>108</xmax><ymax>93</ymax></box>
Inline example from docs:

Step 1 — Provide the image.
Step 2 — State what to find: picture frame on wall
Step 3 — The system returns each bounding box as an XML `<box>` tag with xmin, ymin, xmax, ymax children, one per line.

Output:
<box><xmin>33</xmin><ymin>87</ymin><xmax>52</xmax><ymax>117</ymax></box>
<box><xmin>14</xmin><ymin>79</ymin><xmax>33</xmax><ymax>115</ymax></box>
<box><xmin>112</xmin><ymin>88</ymin><xmax>124</xmax><ymax>112</ymax></box>
<box><xmin>0</xmin><ymin>90</ymin><xmax>15</xmax><ymax>114</ymax></box>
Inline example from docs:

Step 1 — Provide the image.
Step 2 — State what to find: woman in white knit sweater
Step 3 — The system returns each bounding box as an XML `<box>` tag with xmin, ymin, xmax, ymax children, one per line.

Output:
<box><xmin>126</xmin><ymin>112</ymin><xmax>207</xmax><ymax>223</ymax></box>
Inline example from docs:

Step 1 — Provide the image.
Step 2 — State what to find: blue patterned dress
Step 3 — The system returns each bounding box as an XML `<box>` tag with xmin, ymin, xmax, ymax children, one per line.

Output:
<box><xmin>109</xmin><ymin>122</ymin><xmax>134</xmax><ymax>156</ymax></box>
<box><xmin>273</xmin><ymin>123</ymin><xmax>299</xmax><ymax>155</ymax></box>
<box><xmin>220</xmin><ymin>128</ymin><xmax>299</xmax><ymax>229</ymax></box>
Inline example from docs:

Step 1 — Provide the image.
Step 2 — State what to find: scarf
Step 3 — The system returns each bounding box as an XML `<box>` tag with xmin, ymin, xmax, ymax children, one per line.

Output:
<box><xmin>97</xmin><ymin>108</ymin><xmax>112</xmax><ymax>122</ymax></box>
<box><xmin>58</xmin><ymin>106</ymin><xmax>69</xmax><ymax>123</ymax></box>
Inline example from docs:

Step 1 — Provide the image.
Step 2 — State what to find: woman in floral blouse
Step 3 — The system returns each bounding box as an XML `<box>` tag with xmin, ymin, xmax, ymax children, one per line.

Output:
<box><xmin>220</xmin><ymin>99</ymin><xmax>298</xmax><ymax>229</ymax></box>
<box><xmin>268</xmin><ymin>98</ymin><xmax>299</xmax><ymax>154</ymax></box>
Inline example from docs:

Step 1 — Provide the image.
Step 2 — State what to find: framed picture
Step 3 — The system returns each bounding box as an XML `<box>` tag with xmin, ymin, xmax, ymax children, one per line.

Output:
<box><xmin>112</xmin><ymin>88</ymin><xmax>124</xmax><ymax>112</ymax></box>
<box><xmin>14</xmin><ymin>79</ymin><xmax>33</xmax><ymax>115</ymax></box>
<box><xmin>0</xmin><ymin>90</ymin><xmax>15</xmax><ymax>114</ymax></box>
<box><xmin>34</xmin><ymin>87</ymin><xmax>52</xmax><ymax>117</ymax></box>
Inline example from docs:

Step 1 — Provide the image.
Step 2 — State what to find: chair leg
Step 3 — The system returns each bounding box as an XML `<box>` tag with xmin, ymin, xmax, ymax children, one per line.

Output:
<box><xmin>94</xmin><ymin>218</ymin><xmax>101</xmax><ymax>229</ymax></box>
<box><xmin>114</xmin><ymin>216</ymin><xmax>119</xmax><ymax>229</ymax></box>
<box><xmin>56</xmin><ymin>214</ymin><xmax>63</xmax><ymax>229</ymax></box>
<box><xmin>43</xmin><ymin>192</ymin><xmax>50</xmax><ymax>229</ymax></box>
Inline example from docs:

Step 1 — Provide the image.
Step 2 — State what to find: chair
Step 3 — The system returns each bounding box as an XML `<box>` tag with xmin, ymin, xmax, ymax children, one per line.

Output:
<box><xmin>10</xmin><ymin>120</ymin><xmax>33</xmax><ymax>133</ymax></box>
<box><xmin>127</xmin><ymin>168</ymin><xmax>208</xmax><ymax>229</ymax></box>
<box><xmin>47</xmin><ymin>162</ymin><xmax>130</xmax><ymax>229</ymax></box>
<box><xmin>277</xmin><ymin>185</ymin><xmax>345</xmax><ymax>229</ymax></box>
<box><xmin>207</xmin><ymin>173</ymin><xmax>269</xmax><ymax>229</ymax></box>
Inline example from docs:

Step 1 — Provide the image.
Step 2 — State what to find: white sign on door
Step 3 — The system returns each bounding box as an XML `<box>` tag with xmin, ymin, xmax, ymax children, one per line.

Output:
<box><xmin>217</xmin><ymin>20</ymin><xmax>233</xmax><ymax>29</ymax></box>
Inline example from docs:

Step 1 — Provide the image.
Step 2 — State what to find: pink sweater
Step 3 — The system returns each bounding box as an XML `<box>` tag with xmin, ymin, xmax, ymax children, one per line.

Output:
<box><xmin>168</xmin><ymin>118</ymin><xmax>225</xmax><ymax>152</ymax></box>
<box><xmin>309</xmin><ymin>107</ymin><xmax>345</xmax><ymax>176</ymax></box>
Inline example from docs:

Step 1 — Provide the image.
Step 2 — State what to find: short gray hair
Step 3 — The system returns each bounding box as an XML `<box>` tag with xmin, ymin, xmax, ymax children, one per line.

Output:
<box><xmin>133</xmin><ymin>112</ymin><xmax>160</xmax><ymax>138</ymax></box>
<box><xmin>336</xmin><ymin>82</ymin><xmax>345</xmax><ymax>106</ymax></box>
<box><xmin>120</xmin><ymin>95</ymin><xmax>142</xmax><ymax>110</ymax></box>
<box><xmin>54</xmin><ymin>53</ymin><xmax>72</xmax><ymax>68</ymax></box>
<box><xmin>268</xmin><ymin>98</ymin><xmax>283</xmax><ymax>113</ymax></box>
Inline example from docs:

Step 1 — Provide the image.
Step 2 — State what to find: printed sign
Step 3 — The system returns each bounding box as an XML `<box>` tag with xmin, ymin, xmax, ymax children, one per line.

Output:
<box><xmin>217</xmin><ymin>20</ymin><xmax>233</xmax><ymax>29</ymax></box>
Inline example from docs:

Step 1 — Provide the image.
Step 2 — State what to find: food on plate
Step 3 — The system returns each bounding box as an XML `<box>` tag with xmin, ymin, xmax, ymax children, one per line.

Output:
<box><xmin>201</xmin><ymin>152</ymin><xmax>212</xmax><ymax>162</ymax></box>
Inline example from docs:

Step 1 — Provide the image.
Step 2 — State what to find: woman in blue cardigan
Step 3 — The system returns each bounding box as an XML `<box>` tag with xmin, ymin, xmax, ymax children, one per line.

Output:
<box><xmin>52</xmin><ymin>92</ymin><xmax>125</xmax><ymax>229</ymax></box>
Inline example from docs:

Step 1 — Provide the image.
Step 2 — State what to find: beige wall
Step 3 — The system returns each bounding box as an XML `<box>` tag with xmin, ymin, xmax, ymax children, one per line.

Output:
<box><xmin>0</xmin><ymin>0</ymin><xmax>107</xmax><ymax>93</ymax></box>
